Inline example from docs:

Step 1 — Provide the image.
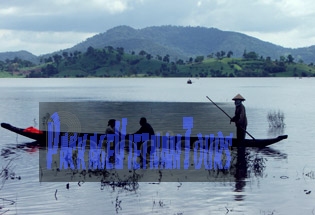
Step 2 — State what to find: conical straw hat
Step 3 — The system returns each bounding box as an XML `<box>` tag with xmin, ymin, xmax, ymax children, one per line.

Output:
<box><xmin>232</xmin><ymin>94</ymin><xmax>245</xmax><ymax>101</ymax></box>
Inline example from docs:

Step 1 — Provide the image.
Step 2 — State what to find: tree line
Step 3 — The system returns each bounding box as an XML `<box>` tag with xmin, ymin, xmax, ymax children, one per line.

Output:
<box><xmin>0</xmin><ymin>57</ymin><xmax>35</xmax><ymax>73</ymax></box>
<box><xmin>1</xmin><ymin>45</ymin><xmax>314</xmax><ymax>78</ymax></box>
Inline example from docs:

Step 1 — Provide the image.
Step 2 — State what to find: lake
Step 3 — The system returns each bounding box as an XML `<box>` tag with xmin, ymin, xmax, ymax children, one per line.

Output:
<box><xmin>0</xmin><ymin>77</ymin><xmax>314</xmax><ymax>214</ymax></box>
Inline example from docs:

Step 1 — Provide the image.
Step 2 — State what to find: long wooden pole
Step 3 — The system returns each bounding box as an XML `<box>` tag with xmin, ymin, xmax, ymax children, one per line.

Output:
<box><xmin>206</xmin><ymin>96</ymin><xmax>255</xmax><ymax>140</ymax></box>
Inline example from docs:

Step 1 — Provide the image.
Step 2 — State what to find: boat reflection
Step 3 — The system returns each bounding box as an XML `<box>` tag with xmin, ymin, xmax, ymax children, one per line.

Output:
<box><xmin>1</xmin><ymin>139</ymin><xmax>288</xmax><ymax>199</ymax></box>
<box><xmin>232</xmin><ymin>146</ymin><xmax>287</xmax><ymax>201</ymax></box>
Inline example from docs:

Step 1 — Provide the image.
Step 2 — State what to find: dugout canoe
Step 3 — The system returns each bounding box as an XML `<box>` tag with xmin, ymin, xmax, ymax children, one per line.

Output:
<box><xmin>1</xmin><ymin>122</ymin><xmax>287</xmax><ymax>148</ymax></box>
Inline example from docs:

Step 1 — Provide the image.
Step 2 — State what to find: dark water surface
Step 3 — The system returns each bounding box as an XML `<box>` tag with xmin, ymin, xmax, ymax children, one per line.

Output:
<box><xmin>0</xmin><ymin>78</ymin><xmax>314</xmax><ymax>214</ymax></box>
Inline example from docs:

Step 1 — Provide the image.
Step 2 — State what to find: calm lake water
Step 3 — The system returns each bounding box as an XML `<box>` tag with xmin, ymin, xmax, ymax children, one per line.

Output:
<box><xmin>0</xmin><ymin>77</ymin><xmax>314</xmax><ymax>214</ymax></box>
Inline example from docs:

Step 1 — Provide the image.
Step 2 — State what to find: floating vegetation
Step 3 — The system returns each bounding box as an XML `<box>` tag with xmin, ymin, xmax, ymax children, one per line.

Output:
<box><xmin>99</xmin><ymin>170</ymin><xmax>141</xmax><ymax>193</ymax></box>
<box><xmin>114</xmin><ymin>196</ymin><xmax>122</xmax><ymax>214</ymax></box>
<box><xmin>248</xmin><ymin>154</ymin><xmax>266</xmax><ymax>177</ymax></box>
<box><xmin>304</xmin><ymin>170</ymin><xmax>315</xmax><ymax>179</ymax></box>
<box><xmin>0</xmin><ymin>158</ymin><xmax>21</xmax><ymax>189</ymax></box>
<box><xmin>229</xmin><ymin>148</ymin><xmax>266</xmax><ymax>180</ymax></box>
<box><xmin>0</xmin><ymin>158</ymin><xmax>21</xmax><ymax>214</ymax></box>
<box><xmin>304</xmin><ymin>190</ymin><xmax>311</xmax><ymax>195</ymax></box>
<box><xmin>259</xmin><ymin>209</ymin><xmax>276</xmax><ymax>215</ymax></box>
<box><xmin>0</xmin><ymin>148</ymin><xmax>16</xmax><ymax>159</ymax></box>
<box><xmin>302</xmin><ymin>167</ymin><xmax>315</xmax><ymax>180</ymax></box>
<box><xmin>267</xmin><ymin>110</ymin><xmax>285</xmax><ymax>128</ymax></box>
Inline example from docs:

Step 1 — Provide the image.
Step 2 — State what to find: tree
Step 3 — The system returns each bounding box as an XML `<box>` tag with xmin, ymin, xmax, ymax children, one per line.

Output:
<box><xmin>243</xmin><ymin>49</ymin><xmax>247</xmax><ymax>58</ymax></box>
<box><xmin>176</xmin><ymin>59</ymin><xmax>184</xmax><ymax>65</ymax></box>
<box><xmin>42</xmin><ymin>64</ymin><xmax>58</xmax><ymax>77</ymax></box>
<box><xmin>227</xmin><ymin>51</ymin><xmax>233</xmax><ymax>58</ymax></box>
<box><xmin>105</xmin><ymin>46</ymin><xmax>114</xmax><ymax>53</ymax></box>
<box><xmin>220</xmin><ymin>51</ymin><xmax>226</xmax><ymax>58</ymax></box>
<box><xmin>146</xmin><ymin>54</ymin><xmax>152</xmax><ymax>60</ymax></box>
<box><xmin>215</xmin><ymin>51</ymin><xmax>223</xmax><ymax>60</ymax></box>
<box><xmin>62</xmin><ymin>51</ymin><xmax>69</xmax><ymax>59</ymax></box>
<box><xmin>53</xmin><ymin>54</ymin><xmax>62</xmax><ymax>66</ymax></box>
<box><xmin>170</xmin><ymin>63</ymin><xmax>177</xmax><ymax>73</ymax></box>
<box><xmin>163</xmin><ymin>54</ymin><xmax>170</xmax><ymax>63</ymax></box>
<box><xmin>243</xmin><ymin>51</ymin><xmax>258</xmax><ymax>60</ymax></box>
<box><xmin>287</xmin><ymin>54</ymin><xmax>294</xmax><ymax>63</ymax></box>
<box><xmin>116</xmin><ymin>47</ymin><xmax>124</xmax><ymax>55</ymax></box>
<box><xmin>74</xmin><ymin>51</ymin><xmax>81</xmax><ymax>58</ymax></box>
<box><xmin>156</xmin><ymin>55</ymin><xmax>162</xmax><ymax>61</ymax></box>
<box><xmin>194</xmin><ymin>56</ymin><xmax>204</xmax><ymax>63</ymax></box>
<box><xmin>116</xmin><ymin>54</ymin><xmax>122</xmax><ymax>63</ymax></box>
<box><xmin>160</xmin><ymin>63</ymin><xmax>168</xmax><ymax>72</ymax></box>
<box><xmin>266</xmin><ymin>56</ymin><xmax>272</xmax><ymax>62</ymax></box>
<box><xmin>86</xmin><ymin>46</ymin><xmax>95</xmax><ymax>56</ymax></box>
<box><xmin>139</xmin><ymin>50</ymin><xmax>147</xmax><ymax>56</ymax></box>
<box><xmin>207</xmin><ymin>53</ymin><xmax>214</xmax><ymax>58</ymax></box>
<box><xmin>44</xmin><ymin>57</ymin><xmax>53</xmax><ymax>63</ymax></box>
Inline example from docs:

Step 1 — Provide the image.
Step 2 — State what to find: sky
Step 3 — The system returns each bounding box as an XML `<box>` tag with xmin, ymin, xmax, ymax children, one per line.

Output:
<box><xmin>1</xmin><ymin>0</ymin><xmax>314</xmax><ymax>56</ymax></box>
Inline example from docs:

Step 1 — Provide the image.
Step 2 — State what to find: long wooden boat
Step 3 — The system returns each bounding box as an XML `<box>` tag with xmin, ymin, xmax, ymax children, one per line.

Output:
<box><xmin>1</xmin><ymin>122</ymin><xmax>287</xmax><ymax>148</ymax></box>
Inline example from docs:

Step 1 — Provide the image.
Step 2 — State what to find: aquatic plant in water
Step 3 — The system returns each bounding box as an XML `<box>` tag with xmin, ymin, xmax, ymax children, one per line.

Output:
<box><xmin>267</xmin><ymin>110</ymin><xmax>285</xmax><ymax>128</ymax></box>
<box><xmin>0</xmin><ymin>158</ymin><xmax>21</xmax><ymax>213</ymax></box>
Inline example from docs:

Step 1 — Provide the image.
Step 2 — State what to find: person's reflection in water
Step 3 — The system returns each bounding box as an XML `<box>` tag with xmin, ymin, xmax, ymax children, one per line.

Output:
<box><xmin>234</xmin><ymin>147</ymin><xmax>247</xmax><ymax>201</ymax></box>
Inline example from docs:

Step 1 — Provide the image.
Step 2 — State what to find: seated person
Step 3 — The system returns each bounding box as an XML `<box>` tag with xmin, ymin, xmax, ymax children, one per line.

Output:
<box><xmin>132</xmin><ymin>117</ymin><xmax>155</xmax><ymax>136</ymax></box>
<box><xmin>105</xmin><ymin>119</ymin><xmax>122</xmax><ymax>138</ymax></box>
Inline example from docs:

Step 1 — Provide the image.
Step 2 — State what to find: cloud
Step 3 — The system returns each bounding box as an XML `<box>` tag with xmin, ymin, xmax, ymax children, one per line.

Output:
<box><xmin>0</xmin><ymin>0</ymin><xmax>132</xmax><ymax>32</ymax></box>
<box><xmin>0</xmin><ymin>0</ymin><xmax>314</xmax><ymax>54</ymax></box>
<box><xmin>0</xmin><ymin>7</ymin><xmax>19</xmax><ymax>15</ymax></box>
<box><xmin>177</xmin><ymin>0</ymin><xmax>315</xmax><ymax>48</ymax></box>
<box><xmin>182</xmin><ymin>0</ymin><xmax>295</xmax><ymax>31</ymax></box>
<box><xmin>0</xmin><ymin>30</ymin><xmax>95</xmax><ymax>55</ymax></box>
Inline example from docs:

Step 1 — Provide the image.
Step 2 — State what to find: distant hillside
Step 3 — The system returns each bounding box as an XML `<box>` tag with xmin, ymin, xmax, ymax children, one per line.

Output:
<box><xmin>1</xmin><ymin>26</ymin><xmax>315</xmax><ymax>64</ymax></box>
<box><xmin>0</xmin><ymin>51</ymin><xmax>39</xmax><ymax>64</ymax></box>
<box><xmin>48</xmin><ymin>25</ymin><xmax>315</xmax><ymax>64</ymax></box>
<box><xmin>15</xmin><ymin>46</ymin><xmax>315</xmax><ymax>78</ymax></box>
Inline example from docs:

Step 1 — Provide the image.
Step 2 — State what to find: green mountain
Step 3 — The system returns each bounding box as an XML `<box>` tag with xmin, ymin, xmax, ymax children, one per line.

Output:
<box><xmin>0</xmin><ymin>51</ymin><xmax>39</xmax><ymax>64</ymax></box>
<box><xmin>51</xmin><ymin>25</ymin><xmax>315</xmax><ymax>64</ymax></box>
<box><xmin>1</xmin><ymin>25</ymin><xmax>315</xmax><ymax>65</ymax></box>
<box><xmin>1</xmin><ymin>43</ymin><xmax>315</xmax><ymax>78</ymax></box>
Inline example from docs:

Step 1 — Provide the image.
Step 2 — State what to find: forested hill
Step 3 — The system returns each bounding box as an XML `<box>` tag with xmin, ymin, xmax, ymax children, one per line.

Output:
<box><xmin>58</xmin><ymin>25</ymin><xmax>315</xmax><ymax>64</ymax></box>
<box><xmin>0</xmin><ymin>51</ymin><xmax>39</xmax><ymax>64</ymax></box>
<box><xmin>1</xmin><ymin>25</ymin><xmax>315</xmax><ymax>65</ymax></box>
<box><xmin>2</xmin><ymin>45</ymin><xmax>315</xmax><ymax>78</ymax></box>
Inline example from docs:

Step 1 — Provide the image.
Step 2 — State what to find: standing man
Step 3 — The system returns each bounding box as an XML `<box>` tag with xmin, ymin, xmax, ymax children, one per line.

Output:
<box><xmin>230</xmin><ymin>94</ymin><xmax>247</xmax><ymax>141</ymax></box>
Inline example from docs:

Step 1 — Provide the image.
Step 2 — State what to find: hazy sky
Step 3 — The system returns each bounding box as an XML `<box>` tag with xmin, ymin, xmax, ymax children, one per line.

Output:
<box><xmin>1</xmin><ymin>0</ymin><xmax>314</xmax><ymax>56</ymax></box>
